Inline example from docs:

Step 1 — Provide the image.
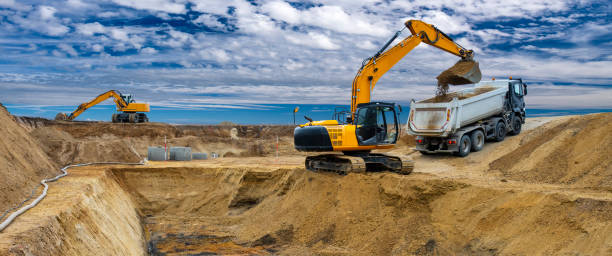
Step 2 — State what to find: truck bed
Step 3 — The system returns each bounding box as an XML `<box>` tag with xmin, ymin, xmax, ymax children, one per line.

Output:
<box><xmin>408</xmin><ymin>80</ymin><xmax>510</xmax><ymax>137</ymax></box>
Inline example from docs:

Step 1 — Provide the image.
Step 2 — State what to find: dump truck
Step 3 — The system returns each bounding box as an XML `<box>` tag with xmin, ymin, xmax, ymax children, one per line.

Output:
<box><xmin>407</xmin><ymin>79</ymin><xmax>527</xmax><ymax>156</ymax></box>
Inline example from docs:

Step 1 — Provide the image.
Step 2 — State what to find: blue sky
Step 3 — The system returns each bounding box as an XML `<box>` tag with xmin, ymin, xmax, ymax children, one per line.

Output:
<box><xmin>0</xmin><ymin>0</ymin><xmax>610</xmax><ymax>123</ymax></box>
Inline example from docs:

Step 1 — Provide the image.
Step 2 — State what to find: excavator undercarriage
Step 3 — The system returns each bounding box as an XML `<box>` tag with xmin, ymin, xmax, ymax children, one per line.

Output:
<box><xmin>305</xmin><ymin>152</ymin><xmax>413</xmax><ymax>175</ymax></box>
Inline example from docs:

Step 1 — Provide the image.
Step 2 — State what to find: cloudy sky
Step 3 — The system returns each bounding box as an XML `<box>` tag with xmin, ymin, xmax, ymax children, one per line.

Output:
<box><xmin>0</xmin><ymin>0</ymin><xmax>610</xmax><ymax>122</ymax></box>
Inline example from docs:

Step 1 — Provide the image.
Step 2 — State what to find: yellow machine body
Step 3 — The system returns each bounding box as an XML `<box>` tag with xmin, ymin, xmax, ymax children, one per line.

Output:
<box><xmin>122</xmin><ymin>102</ymin><xmax>150</xmax><ymax>113</ymax></box>
<box><xmin>298</xmin><ymin>121</ymin><xmax>393</xmax><ymax>151</ymax></box>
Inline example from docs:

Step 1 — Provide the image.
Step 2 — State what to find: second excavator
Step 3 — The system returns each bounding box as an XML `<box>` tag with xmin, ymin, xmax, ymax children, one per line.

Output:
<box><xmin>55</xmin><ymin>90</ymin><xmax>150</xmax><ymax>123</ymax></box>
<box><xmin>293</xmin><ymin>19</ymin><xmax>481</xmax><ymax>175</ymax></box>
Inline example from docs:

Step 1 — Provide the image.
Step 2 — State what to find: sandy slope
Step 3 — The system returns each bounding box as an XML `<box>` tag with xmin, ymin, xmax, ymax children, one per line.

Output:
<box><xmin>0</xmin><ymin>105</ymin><xmax>58</xmax><ymax>214</ymax></box>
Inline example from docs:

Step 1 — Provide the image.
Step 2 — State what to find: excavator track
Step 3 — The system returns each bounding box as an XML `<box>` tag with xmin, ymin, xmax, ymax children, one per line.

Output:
<box><xmin>305</xmin><ymin>153</ymin><xmax>413</xmax><ymax>175</ymax></box>
<box><xmin>305</xmin><ymin>154</ymin><xmax>365</xmax><ymax>175</ymax></box>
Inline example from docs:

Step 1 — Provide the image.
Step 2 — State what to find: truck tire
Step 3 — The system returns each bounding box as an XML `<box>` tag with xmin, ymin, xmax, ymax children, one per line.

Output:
<box><xmin>470</xmin><ymin>130</ymin><xmax>485</xmax><ymax>152</ymax></box>
<box><xmin>494</xmin><ymin>121</ymin><xmax>506</xmax><ymax>142</ymax></box>
<box><xmin>454</xmin><ymin>135</ymin><xmax>471</xmax><ymax>157</ymax></box>
<box><xmin>509</xmin><ymin>116</ymin><xmax>522</xmax><ymax>135</ymax></box>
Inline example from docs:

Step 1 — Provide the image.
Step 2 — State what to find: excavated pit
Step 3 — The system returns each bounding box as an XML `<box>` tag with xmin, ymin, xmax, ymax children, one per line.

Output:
<box><xmin>25</xmin><ymin>165</ymin><xmax>599</xmax><ymax>256</ymax></box>
<box><xmin>2</xmin><ymin>165</ymin><xmax>611</xmax><ymax>255</ymax></box>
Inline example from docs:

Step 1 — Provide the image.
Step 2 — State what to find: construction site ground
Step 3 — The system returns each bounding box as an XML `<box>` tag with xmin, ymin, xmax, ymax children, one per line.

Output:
<box><xmin>0</xmin><ymin>107</ymin><xmax>611</xmax><ymax>255</ymax></box>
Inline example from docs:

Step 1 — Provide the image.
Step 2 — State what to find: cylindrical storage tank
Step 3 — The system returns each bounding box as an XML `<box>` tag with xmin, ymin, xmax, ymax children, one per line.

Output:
<box><xmin>147</xmin><ymin>146</ymin><xmax>166</xmax><ymax>161</ymax></box>
<box><xmin>192</xmin><ymin>152</ymin><xmax>208</xmax><ymax>160</ymax></box>
<box><xmin>170</xmin><ymin>147</ymin><xmax>192</xmax><ymax>161</ymax></box>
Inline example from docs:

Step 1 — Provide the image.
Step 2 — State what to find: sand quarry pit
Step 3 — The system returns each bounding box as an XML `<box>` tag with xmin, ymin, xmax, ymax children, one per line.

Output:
<box><xmin>0</xmin><ymin>105</ymin><xmax>611</xmax><ymax>255</ymax></box>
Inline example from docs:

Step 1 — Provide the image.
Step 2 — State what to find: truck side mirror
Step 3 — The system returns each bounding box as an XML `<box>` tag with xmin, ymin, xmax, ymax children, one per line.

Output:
<box><xmin>523</xmin><ymin>83</ymin><xmax>528</xmax><ymax>95</ymax></box>
<box><xmin>397</xmin><ymin>105</ymin><xmax>403</xmax><ymax>113</ymax></box>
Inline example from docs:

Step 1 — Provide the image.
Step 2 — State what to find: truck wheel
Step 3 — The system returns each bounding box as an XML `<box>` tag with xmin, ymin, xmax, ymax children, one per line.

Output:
<box><xmin>454</xmin><ymin>135</ymin><xmax>471</xmax><ymax>157</ymax></box>
<box><xmin>470</xmin><ymin>130</ymin><xmax>485</xmax><ymax>152</ymax></box>
<box><xmin>494</xmin><ymin>121</ymin><xmax>506</xmax><ymax>142</ymax></box>
<box><xmin>509</xmin><ymin>117</ymin><xmax>522</xmax><ymax>135</ymax></box>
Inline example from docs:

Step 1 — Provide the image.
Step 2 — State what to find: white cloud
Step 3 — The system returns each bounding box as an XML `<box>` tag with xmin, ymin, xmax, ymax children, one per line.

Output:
<box><xmin>98</xmin><ymin>11</ymin><xmax>119</xmax><ymax>18</ymax></box>
<box><xmin>193</xmin><ymin>14</ymin><xmax>226</xmax><ymax>30</ymax></box>
<box><xmin>356</xmin><ymin>40</ymin><xmax>377</xmax><ymax>50</ymax></box>
<box><xmin>260</xmin><ymin>1</ymin><xmax>300</xmax><ymax>24</ymax></box>
<box><xmin>91</xmin><ymin>44</ymin><xmax>104</xmax><ymax>52</ymax></box>
<box><xmin>75</xmin><ymin>22</ymin><xmax>106</xmax><ymax>36</ymax></box>
<box><xmin>190</xmin><ymin>0</ymin><xmax>234</xmax><ymax>15</ymax></box>
<box><xmin>412</xmin><ymin>10</ymin><xmax>471</xmax><ymax>35</ymax></box>
<box><xmin>261</xmin><ymin>2</ymin><xmax>387</xmax><ymax>36</ymax></box>
<box><xmin>110</xmin><ymin>28</ymin><xmax>129</xmax><ymax>41</ymax></box>
<box><xmin>111</xmin><ymin>0</ymin><xmax>187</xmax><ymax>14</ymax></box>
<box><xmin>58</xmin><ymin>43</ymin><xmax>78</xmax><ymax>57</ymax></box>
<box><xmin>140</xmin><ymin>47</ymin><xmax>158</xmax><ymax>54</ymax></box>
<box><xmin>199</xmin><ymin>48</ymin><xmax>231</xmax><ymax>63</ymax></box>
<box><xmin>284</xmin><ymin>59</ymin><xmax>305</xmax><ymax>71</ymax></box>
<box><xmin>12</xmin><ymin>5</ymin><xmax>69</xmax><ymax>36</ymax></box>
<box><xmin>285</xmin><ymin>32</ymin><xmax>340</xmax><ymax>50</ymax></box>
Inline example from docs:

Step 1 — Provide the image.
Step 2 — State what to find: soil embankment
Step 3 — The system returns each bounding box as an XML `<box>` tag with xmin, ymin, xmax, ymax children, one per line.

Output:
<box><xmin>14</xmin><ymin>117</ymin><xmax>296</xmax><ymax>166</ymax></box>
<box><xmin>490</xmin><ymin>113</ymin><xmax>612</xmax><ymax>189</ymax></box>
<box><xmin>0</xmin><ymin>103</ymin><xmax>57</xmax><ymax>214</ymax></box>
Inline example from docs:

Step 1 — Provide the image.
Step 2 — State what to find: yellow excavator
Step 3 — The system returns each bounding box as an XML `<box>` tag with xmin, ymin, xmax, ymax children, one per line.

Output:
<box><xmin>294</xmin><ymin>19</ymin><xmax>481</xmax><ymax>175</ymax></box>
<box><xmin>55</xmin><ymin>90</ymin><xmax>150</xmax><ymax>123</ymax></box>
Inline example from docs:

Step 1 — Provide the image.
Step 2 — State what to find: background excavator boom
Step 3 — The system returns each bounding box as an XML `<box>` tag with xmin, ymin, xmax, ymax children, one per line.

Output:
<box><xmin>67</xmin><ymin>90</ymin><xmax>128</xmax><ymax>121</ymax></box>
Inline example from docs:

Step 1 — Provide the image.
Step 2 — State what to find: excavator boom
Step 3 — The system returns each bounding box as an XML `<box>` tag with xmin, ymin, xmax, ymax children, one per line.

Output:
<box><xmin>350</xmin><ymin>20</ymin><xmax>481</xmax><ymax>113</ymax></box>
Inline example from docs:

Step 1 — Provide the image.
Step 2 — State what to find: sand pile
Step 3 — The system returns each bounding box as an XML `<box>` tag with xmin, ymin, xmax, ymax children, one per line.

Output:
<box><xmin>490</xmin><ymin>113</ymin><xmax>612</xmax><ymax>188</ymax></box>
<box><xmin>0</xmin><ymin>103</ymin><xmax>58</xmax><ymax>217</ymax></box>
<box><xmin>422</xmin><ymin>86</ymin><xmax>496</xmax><ymax>103</ymax></box>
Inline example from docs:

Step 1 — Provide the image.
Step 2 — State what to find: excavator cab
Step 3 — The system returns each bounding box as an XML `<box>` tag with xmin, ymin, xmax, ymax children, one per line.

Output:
<box><xmin>355</xmin><ymin>102</ymin><xmax>398</xmax><ymax>146</ymax></box>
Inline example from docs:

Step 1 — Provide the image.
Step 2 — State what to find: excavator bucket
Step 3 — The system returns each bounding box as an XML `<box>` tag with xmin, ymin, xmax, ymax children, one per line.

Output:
<box><xmin>437</xmin><ymin>60</ymin><xmax>482</xmax><ymax>85</ymax></box>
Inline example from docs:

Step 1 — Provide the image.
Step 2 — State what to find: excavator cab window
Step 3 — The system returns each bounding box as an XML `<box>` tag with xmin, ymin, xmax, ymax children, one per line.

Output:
<box><xmin>355</xmin><ymin>104</ymin><xmax>398</xmax><ymax>145</ymax></box>
<box><xmin>121</xmin><ymin>94</ymin><xmax>135</xmax><ymax>103</ymax></box>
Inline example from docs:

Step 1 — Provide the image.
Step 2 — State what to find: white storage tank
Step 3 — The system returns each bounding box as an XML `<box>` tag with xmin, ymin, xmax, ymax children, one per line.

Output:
<box><xmin>147</xmin><ymin>146</ymin><xmax>166</xmax><ymax>161</ymax></box>
<box><xmin>170</xmin><ymin>147</ymin><xmax>192</xmax><ymax>161</ymax></box>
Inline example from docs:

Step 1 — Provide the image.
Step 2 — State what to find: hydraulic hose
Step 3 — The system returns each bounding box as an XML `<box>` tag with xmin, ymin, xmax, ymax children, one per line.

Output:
<box><xmin>0</xmin><ymin>145</ymin><xmax>144</xmax><ymax>232</ymax></box>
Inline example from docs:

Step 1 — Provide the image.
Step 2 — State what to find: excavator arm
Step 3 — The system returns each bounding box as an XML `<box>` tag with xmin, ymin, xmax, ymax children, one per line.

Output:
<box><xmin>350</xmin><ymin>19</ymin><xmax>479</xmax><ymax>114</ymax></box>
<box><xmin>66</xmin><ymin>90</ymin><xmax>128</xmax><ymax>120</ymax></box>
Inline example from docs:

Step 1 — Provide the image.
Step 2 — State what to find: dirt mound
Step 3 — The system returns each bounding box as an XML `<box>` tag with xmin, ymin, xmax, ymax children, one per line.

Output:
<box><xmin>30</xmin><ymin>127</ymin><xmax>141</xmax><ymax>166</ymax></box>
<box><xmin>490</xmin><ymin>113</ymin><xmax>612</xmax><ymax>188</ymax></box>
<box><xmin>422</xmin><ymin>86</ymin><xmax>496</xmax><ymax>103</ymax></box>
<box><xmin>0</xmin><ymin>104</ymin><xmax>58</xmax><ymax>216</ymax></box>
